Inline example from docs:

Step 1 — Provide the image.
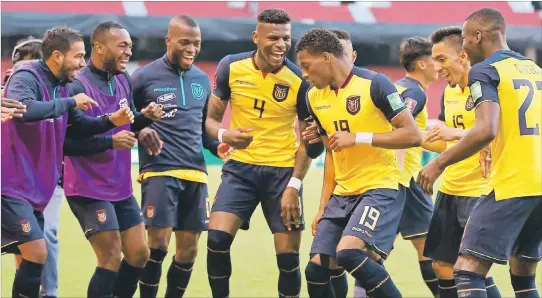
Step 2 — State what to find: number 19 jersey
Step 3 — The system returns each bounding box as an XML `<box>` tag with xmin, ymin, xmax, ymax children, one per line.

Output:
<box><xmin>212</xmin><ymin>51</ymin><xmax>309</xmax><ymax>167</ymax></box>
<box><xmin>469</xmin><ymin>50</ymin><xmax>542</xmax><ymax>200</ymax></box>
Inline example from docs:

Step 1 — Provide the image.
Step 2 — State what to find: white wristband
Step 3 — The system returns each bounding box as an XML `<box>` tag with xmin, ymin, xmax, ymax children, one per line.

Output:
<box><xmin>355</xmin><ymin>132</ymin><xmax>373</xmax><ymax>145</ymax></box>
<box><xmin>218</xmin><ymin>128</ymin><xmax>227</xmax><ymax>143</ymax></box>
<box><xmin>287</xmin><ymin>177</ymin><xmax>302</xmax><ymax>191</ymax></box>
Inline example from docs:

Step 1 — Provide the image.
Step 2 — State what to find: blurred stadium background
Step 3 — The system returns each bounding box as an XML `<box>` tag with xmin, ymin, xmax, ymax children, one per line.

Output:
<box><xmin>1</xmin><ymin>1</ymin><xmax>541</xmax><ymax>297</ymax></box>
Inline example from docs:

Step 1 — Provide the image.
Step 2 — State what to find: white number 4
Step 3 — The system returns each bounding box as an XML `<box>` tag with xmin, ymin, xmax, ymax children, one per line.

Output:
<box><xmin>359</xmin><ymin>206</ymin><xmax>380</xmax><ymax>231</ymax></box>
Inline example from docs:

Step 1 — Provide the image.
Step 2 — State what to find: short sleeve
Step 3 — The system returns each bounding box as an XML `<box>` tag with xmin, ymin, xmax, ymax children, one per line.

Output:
<box><xmin>370</xmin><ymin>73</ymin><xmax>407</xmax><ymax>121</ymax></box>
<box><xmin>468</xmin><ymin>63</ymin><xmax>500</xmax><ymax>108</ymax></box>
<box><xmin>438</xmin><ymin>91</ymin><xmax>446</xmax><ymax>122</ymax></box>
<box><xmin>296</xmin><ymin>80</ymin><xmax>310</xmax><ymax>120</ymax></box>
<box><xmin>305</xmin><ymin>88</ymin><xmax>327</xmax><ymax>135</ymax></box>
<box><xmin>401</xmin><ymin>87</ymin><xmax>427</xmax><ymax>118</ymax></box>
<box><xmin>212</xmin><ymin>55</ymin><xmax>231</xmax><ymax>101</ymax></box>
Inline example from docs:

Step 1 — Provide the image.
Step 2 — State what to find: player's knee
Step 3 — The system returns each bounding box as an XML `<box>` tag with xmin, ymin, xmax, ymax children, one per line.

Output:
<box><xmin>509</xmin><ymin>256</ymin><xmax>537</xmax><ymax>276</ymax></box>
<box><xmin>148</xmin><ymin>235</ymin><xmax>169</xmax><ymax>252</ymax></box>
<box><xmin>336</xmin><ymin>248</ymin><xmax>365</xmax><ymax>271</ymax></box>
<box><xmin>176</xmin><ymin>242</ymin><xmax>199</xmax><ymax>263</ymax></box>
<box><xmin>305</xmin><ymin>261</ymin><xmax>329</xmax><ymax>282</ymax></box>
<box><xmin>277</xmin><ymin>253</ymin><xmax>300</xmax><ymax>272</ymax></box>
<box><xmin>309</xmin><ymin>254</ymin><xmax>322</xmax><ymax>266</ymax></box>
<box><xmin>433</xmin><ymin>260</ymin><xmax>454</xmax><ymax>279</ymax></box>
<box><xmin>207</xmin><ymin>229</ymin><xmax>234</xmax><ymax>251</ymax></box>
<box><xmin>133</xmin><ymin>244</ymin><xmax>151</xmax><ymax>266</ymax></box>
<box><xmin>19</xmin><ymin>239</ymin><xmax>48</xmax><ymax>264</ymax></box>
<box><xmin>453</xmin><ymin>254</ymin><xmax>491</xmax><ymax>275</ymax></box>
<box><xmin>96</xmin><ymin>243</ymin><xmax>123</xmax><ymax>269</ymax></box>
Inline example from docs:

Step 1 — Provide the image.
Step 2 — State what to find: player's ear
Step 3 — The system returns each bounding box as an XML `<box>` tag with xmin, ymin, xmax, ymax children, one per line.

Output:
<box><xmin>459</xmin><ymin>50</ymin><xmax>469</xmax><ymax>64</ymax></box>
<box><xmin>417</xmin><ymin>60</ymin><xmax>426</xmax><ymax>71</ymax></box>
<box><xmin>252</xmin><ymin>31</ymin><xmax>258</xmax><ymax>45</ymax></box>
<box><xmin>475</xmin><ymin>30</ymin><xmax>482</xmax><ymax>44</ymax></box>
<box><xmin>352</xmin><ymin>51</ymin><xmax>357</xmax><ymax>64</ymax></box>
<box><xmin>94</xmin><ymin>42</ymin><xmax>106</xmax><ymax>55</ymax></box>
<box><xmin>165</xmin><ymin>35</ymin><xmax>170</xmax><ymax>47</ymax></box>
<box><xmin>323</xmin><ymin>52</ymin><xmax>332</xmax><ymax>63</ymax></box>
<box><xmin>52</xmin><ymin>50</ymin><xmax>63</xmax><ymax>66</ymax></box>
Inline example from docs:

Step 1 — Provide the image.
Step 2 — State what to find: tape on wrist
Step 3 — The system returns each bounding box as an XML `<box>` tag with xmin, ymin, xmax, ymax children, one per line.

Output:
<box><xmin>218</xmin><ymin>128</ymin><xmax>226</xmax><ymax>143</ymax></box>
<box><xmin>355</xmin><ymin>132</ymin><xmax>373</xmax><ymax>145</ymax></box>
<box><xmin>287</xmin><ymin>177</ymin><xmax>302</xmax><ymax>191</ymax></box>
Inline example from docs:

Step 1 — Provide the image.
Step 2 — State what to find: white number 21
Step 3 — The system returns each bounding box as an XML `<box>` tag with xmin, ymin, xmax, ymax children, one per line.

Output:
<box><xmin>359</xmin><ymin>206</ymin><xmax>380</xmax><ymax>231</ymax></box>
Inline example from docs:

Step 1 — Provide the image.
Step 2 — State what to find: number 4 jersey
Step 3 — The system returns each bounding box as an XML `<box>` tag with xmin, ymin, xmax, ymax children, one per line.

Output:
<box><xmin>212</xmin><ymin>51</ymin><xmax>310</xmax><ymax>167</ymax></box>
<box><xmin>469</xmin><ymin>50</ymin><xmax>541</xmax><ymax>200</ymax></box>
<box><xmin>307</xmin><ymin>67</ymin><xmax>407</xmax><ymax>196</ymax></box>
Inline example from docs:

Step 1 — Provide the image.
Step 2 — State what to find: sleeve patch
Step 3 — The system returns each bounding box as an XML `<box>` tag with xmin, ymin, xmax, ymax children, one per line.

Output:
<box><xmin>387</xmin><ymin>92</ymin><xmax>405</xmax><ymax>111</ymax></box>
<box><xmin>470</xmin><ymin>81</ymin><xmax>483</xmax><ymax>101</ymax></box>
<box><xmin>404</xmin><ymin>97</ymin><xmax>417</xmax><ymax>112</ymax></box>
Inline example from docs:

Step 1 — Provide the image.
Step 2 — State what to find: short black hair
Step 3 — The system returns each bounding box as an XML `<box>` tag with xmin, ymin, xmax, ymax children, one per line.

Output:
<box><xmin>171</xmin><ymin>15</ymin><xmax>199</xmax><ymax>28</ymax></box>
<box><xmin>399</xmin><ymin>36</ymin><xmax>432</xmax><ymax>72</ymax></box>
<box><xmin>41</xmin><ymin>25</ymin><xmax>84</xmax><ymax>60</ymax></box>
<box><xmin>430</xmin><ymin>26</ymin><xmax>463</xmax><ymax>51</ymax></box>
<box><xmin>465</xmin><ymin>8</ymin><xmax>506</xmax><ymax>32</ymax></box>
<box><xmin>295</xmin><ymin>28</ymin><xmax>344</xmax><ymax>56</ymax></box>
<box><xmin>258</xmin><ymin>8</ymin><xmax>291</xmax><ymax>24</ymax></box>
<box><xmin>13</xmin><ymin>36</ymin><xmax>42</xmax><ymax>64</ymax></box>
<box><xmin>330</xmin><ymin>29</ymin><xmax>351</xmax><ymax>41</ymax></box>
<box><xmin>91</xmin><ymin>21</ymin><xmax>125</xmax><ymax>45</ymax></box>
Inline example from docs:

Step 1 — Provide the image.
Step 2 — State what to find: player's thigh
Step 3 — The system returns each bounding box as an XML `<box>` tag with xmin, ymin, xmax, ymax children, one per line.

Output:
<box><xmin>424</xmin><ymin>192</ymin><xmax>465</xmax><ymax>264</ymax></box>
<box><xmin>89</xmin><ymin>230</ymin><xmax>122</xmax><ymax>268</ymax></box>
<box><xmin>175</xmin><ymin>180</ymin><xmax>209</xmax><ymax>233</ymax></box>
<box><xmin>398</xmin><ymin>179</ymin><xmax>433</xmax><ymax>240</ymax></box>
<box><xmin>459</xmin><ymin>191</ymin><xmax>540</xmax><ymax>265</ymax></box>
<box><xmin>274</xmin><ymin>231</ymin><xmax>301</xmax><ymax>254</ymax></box>
<box><xmin>1</xmin><ymin>196</ymin><xmax>45</xmax><ymax>259</ymax></box>
<box><xmin>340</xmin><ymin>188</ymin><xmax>404</xmax><ymax>259</ymax></box>
<box><xmin>210</xmin><ymin>161</ymin><xmax>259</xmax><ymax>235</ymax></box>
<box><xmin>174</xmin><ymin>230</ymin><xmax>201</xmax><ymax>262</ymax></box>
<box><xmin>147</xmin><ymin>227</ymin><xmax>173</xmax><ymax>251</ymax></box>
<box><xmin>261</xmin><ymin>166</ymin><xmax>304</xmax><ymax>234</ymax></box>
<box><xmin>141</xmin><ymin>176</ymin><xmax>179</xmax><ymax>229</ymax></box>
<box><xmin>510</xmin><ymin>195</ymin><xmax>542</xmax><ymax>267</ymax></box>
<box><xmin>66</xmin><ymin>196</ymin><xmax>120</xmax><ymax>239</ymax></box>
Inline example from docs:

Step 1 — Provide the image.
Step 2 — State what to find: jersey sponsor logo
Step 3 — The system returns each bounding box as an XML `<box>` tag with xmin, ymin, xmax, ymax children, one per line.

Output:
<box><xmin>146</xmin><ymin>205</ymin><xmax>155</xmax><ymax>218</ymax></box>
<box><xmin>387</xmin><ymin>92</ymin><xmax>405</xmax><ymax>111</ymax></box>
<box><xmin>20</xmin><ymin>219</ymin><xmax>31</xmax><ymax>233</ymax></box>
<box><xmin>465</xmin><ymin>95</ymin><xmax>475</xmax><ymax>111</ymax></box>
<box><xmin>234</xmin><ymin>79</ymin><xmax>257</xmax><ymax>87</ymax></box>
<box><xmin>157</xmin><ymin>93</ymin><xmax>176</xmax><ymax>103</ymax></box>
<box><xmin>191</xmin><ymin>83</ymin><xmax>205</xmax><ymax>100</ymax></box>
<box><xmin>470</xmin><ymin>81</ymin><xmax>482</xmax><ymax>101</ymax></box>
<box><xmin>273</xmin><ymin>83</ymin><xmax>289</xmax><ymax>102</ymax></box>
<box><xmin>162</xmin><ymin>108</ymin><xmax>178</xmax><ymax>119</ymax></box>
<box><xmin>404</xmin><ymin>97</ymin><xmax>417</xmax><ymax>113</ymax></box>
<box><xmin>96</xmin><ymin>209</ymin><xmax>107</xmax><ymax>224</ymax></box>
<box><xmin>119</xmin><ymin>98</ymin><xmax>129</xmax><ymax>109</ymax></box>
<box><xmin>315</xmin><ymin>105</ymin><xmax>331</xmax><ymax>110</ymax></box>
<box><xmin>346</xmin><ymin>95</ymin><xmax>361</xmax><ymax>115</ymax></box>
<box><xmin>153</xmin><ymin>87</ymin><xmax>177</xmax><ymax>92</ymax></box>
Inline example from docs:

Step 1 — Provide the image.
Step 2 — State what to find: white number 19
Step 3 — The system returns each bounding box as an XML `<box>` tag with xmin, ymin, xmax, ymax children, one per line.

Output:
<box><xmin>359</xmin><ymin>206</ymin><xmax>380</xmax><ymax>231</ymax></box>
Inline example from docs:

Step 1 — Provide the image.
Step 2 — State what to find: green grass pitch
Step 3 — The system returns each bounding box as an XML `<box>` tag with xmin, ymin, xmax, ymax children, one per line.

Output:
<box><xmin>2</xmin><ymin>166</ymin><xmax>541</xmax><ymax>297</ymax></box>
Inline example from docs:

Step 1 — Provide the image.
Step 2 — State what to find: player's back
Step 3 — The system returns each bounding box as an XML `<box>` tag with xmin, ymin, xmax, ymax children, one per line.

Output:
<box><xmin>469</xmin><ymin>50</ymin><xmax>541</xmax><ymax>200</ymax></box>
<box><xmin>213</xmin><ymin>51</ymin><xmax>309</xmax><ymax>167</ymax></box>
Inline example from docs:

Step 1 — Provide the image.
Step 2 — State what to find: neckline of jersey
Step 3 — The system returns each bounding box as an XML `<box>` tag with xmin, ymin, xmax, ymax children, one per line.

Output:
<box><xmin>331</xmin><ymin>71</ymin><xmax>354</xmax><ymax>95</ymax></box>
<box><xmin>250</xmin><ymin>51</ymin><xmax>285</xmax><ymax>76</ymax></box>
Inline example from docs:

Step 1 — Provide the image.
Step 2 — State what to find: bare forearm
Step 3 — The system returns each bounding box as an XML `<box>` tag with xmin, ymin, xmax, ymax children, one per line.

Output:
<box><xmin>205</xmin><ymin>96</ymin><xmax>227</xmax><ymax>140</ymax></box>
<box><xmin>320</xmin><ymin>150</ymin><xmax>336</xmax><ymax>210</ymax></box>
<box><xmin>292</xmin><ymin>145</ymin><xmax>312</xmax><ymax>181</ymax></box>
<box><xmin>437</xmin><ymin>125</ymin><xmax>494</xmax><ymax>168</ymax></box>
<box><xmin>372</xmin><ymin>127</ymin><xmax>421</xmax><ymax>149</ymax></box>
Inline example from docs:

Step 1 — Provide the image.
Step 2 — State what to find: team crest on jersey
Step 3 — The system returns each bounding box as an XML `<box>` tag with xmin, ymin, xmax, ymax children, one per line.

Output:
<box><xmin>404</xmin><ymin>97</ymin><xmax>417</xmax><ymax>113</ymax></box>
<box><xmin>346</xmin><ymin>95</ymin><xmax>361</xmax><ymax>115</ymax></box>
<box><xmin>20</xmin><ymin>220</ymin><xmax>31</xmax><ymax>233</ymax></box>
<box><xmin>146</xmin><ymin>205</ymin><xmax>155</xmax><ymax>218</ymax></box>
<box><xmin>119</xmin><ymin>98</ymin><xmax>129</xmax><ymax>109</ymax></box>
<box><xmin>465</xmin><ymin>95</ymin><xmax>475</xmax><ymax>111</ymax></box>
<box><xmin>191</xmin><ymin>83</ymin><xmax>205</xmax><ymax>100</ymax></box>
<box><xmin>273</xmin><ymin>83</ymin><xmax>289</xmax><ymax>102</ymax></box>
<box><xmin>96</xmin><ymin>209</ymin><xmax>107</xmax><ymax>224</ymax></box>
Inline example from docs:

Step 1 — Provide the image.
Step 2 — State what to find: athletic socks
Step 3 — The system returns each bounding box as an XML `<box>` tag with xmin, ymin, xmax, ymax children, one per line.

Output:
<box><xmin>113</xmin><ymin>258</ymin><xmax>144</xmax><ymax>298</ymax></box>
<box><xmin>207</xmin><ymin>229</ymin><xmax>234</xmax><ymax>298</ymax></box>
<box><xmin>305</xmin><ymin>261</ymin><xmax>336</xmax><ymax>298</ymax></box>
<box><xmin>510</xmin><ymin>273</ymin><xmax>539</xmax><ymax>298</ymax></box>
<box><xmin>438</xmin><ymin>279</ymin><xmax>458</xmax><ymax>298</ymax></box>
<box><xmin>88</xmin><ymin>267</ymin><xmax>117</xmax><ymax>298</ymax></box>
<box><xmin>330</xmin><ymin>268</ymin><xmax>348</xmax><ymax>298</ymax></box>
<box><xmin>454</xmin><ymin>270</ymin><xmax>487</xmax><ymax>298</ymax></box>
<box><xmin>140</xmin><ymin>248</ymin><xmax>167</xmax><ymax>298</ymax></box>
<box><xmin>420</xmin><ymin>260</ymin><xmax>439</xmax><ymax>297</ymax></box>
<box><xmin>277</xmin><ymin>253</ymin><xmax>301</xmax><ymax>297</ymax></box>
<box><xmin>12</xmin><ymin>259</ymin><xmax>44</xmax><ymax>298</ymax></box>
<box><xmin>165</xmin><ymin>257</ymin><xmax>193</xmax><ymax>297</ymax></box>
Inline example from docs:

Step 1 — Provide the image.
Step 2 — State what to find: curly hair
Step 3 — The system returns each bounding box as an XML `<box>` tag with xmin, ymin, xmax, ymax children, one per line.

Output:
<box><xmin>258</xmin><ymin>8</ymin><xmax>291</xmax><ymax>24</ymax></box>
<box><xmin>329</xmin><ymin>29</ymin><xmax>351</xmax><ymax>41</ymax></box>
<box><xmin>295</xmin><ymin>28</ymin><xmax>344</xmax><ymax>56</ymax></box>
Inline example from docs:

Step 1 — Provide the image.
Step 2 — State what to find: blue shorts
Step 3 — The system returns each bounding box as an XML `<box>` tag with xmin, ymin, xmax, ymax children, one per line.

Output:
<box><xmin>310</xmin><ymin>188</ymin><xmax>404</xmax><ymax>259</ymax></box>
<box><xmin>397</xmin><ymin>178</ymin><xmax>434</xmax><ymax>240</ymax></box>
<box><xmin>1</xmin><ymin>196</ymin><xmax>45</xmax><ymax>254</ymax></box>
<box><xmin>212</xmin><ymin>160</ymin><xmax>304</xmax><ymax>233</ymax></box>
<box><xmin>141</xmin><ymin>176</ymin><xmax>209</xmax><ymax>231</ymax></box>
<box><xmin>459</xmin><ymin>191</ymin><xmax>542</xmax><ymax>265</ymax></box>
<box><xmin>67</xmin><ymin>195</ymin><xmax>143</xmax><ymax>239</ymax></box>
<box><xmin>423</xmin><ymin>191</ymin><xmax>479</xmax><ymax>264</ymax></box>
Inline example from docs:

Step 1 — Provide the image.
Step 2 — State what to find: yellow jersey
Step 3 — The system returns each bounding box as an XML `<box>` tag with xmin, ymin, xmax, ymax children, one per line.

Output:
<box><xmin>394</xmin><ymin>77</ymin><xmax>428</xmax><ymax>187</ymax></box>
<box><xmin>468</xmin><ymin>50</ymin><xmax>542</xmax><ymax>200</ymax></box>
<box><xmin>438</xmin><ymin>85</ymin><xmax>488</xmax><ymax>197</ymax></box>
<box><xmin>307</xmin><ymin>67</ymin><xmax>407</xmax><ymax>196</ymax></box>
<box><xmin>212</xmin><ymin>51</ymin><xmax>309</xmax><ymax>167</ymax></box>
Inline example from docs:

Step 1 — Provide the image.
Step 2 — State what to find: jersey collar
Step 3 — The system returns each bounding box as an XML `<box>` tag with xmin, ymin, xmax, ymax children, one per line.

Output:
<box><xmin>163</xmin><ymin>54</ymin><xmax>192</xmax><ymax>74</ymax></box>
<box><xmin>330</xmin><ymin>69</ymin><xmax>354</xmax><ymax>95</ymax></box>
<box><xmin>251</xmin><ymin>51</ymin><xmax>285</xmax><ymax>78</ymax></box>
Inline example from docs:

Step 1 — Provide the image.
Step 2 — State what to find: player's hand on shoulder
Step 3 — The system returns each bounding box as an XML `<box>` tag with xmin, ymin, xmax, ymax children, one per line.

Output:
<box><xmin>109</xmin><ymin>106</ymin><xmax>134</xmax><ymax>127</ymax></box>
<box><xmin>138</xmin><ymin>127</ymin><xmax>163</xmax><ymax>156</ymax></box>
<box><xmin>112</xmin><ymin>130</ymin><xmax>137</xmax><ymax>150</ymax></box>
<box><xmin>222</xmin><ymin>128</ymin><xmax>253</xmax><ymax>149</ymax></box>
<box><xmin>72</xmin><ymin>93</ymin><xmax>99</xmax><ymax>111</ymax></box>
<box><xmin>302</xmin><ymin>119</ymin><xmax>321</xmax><ymax>144</ymax></box>
<box><xmin>479</xmin><ymin>144</ymin><xmax>492</xmax><ymax>178</ymax></box>
<box><xmin>1</xmin><ymin>98</ymin><xmax>26</xmax><ymax>122</ymax></box>
<box><xmin>217</xmin><ymin>143</ymin><xmax>233</xmax><ymax>162</ymax></box>
<box><xmin>141</xmin><ymin>102</ymin><xmax>164</xmax><ymax>121</ymax></box>
<box><xmin>329</xmin><ymin>131</ymin><xmax>356</xmax><ymax>152</ymax></box>
<box><xmin>312</xmin><ymin>209</ymin><xmax>324</xmax><ymax>236</ymax></box>
<box><xmin>280</xmin><ymin>187</ymin><xmax>302</xmax><ymax>231</ymax></box>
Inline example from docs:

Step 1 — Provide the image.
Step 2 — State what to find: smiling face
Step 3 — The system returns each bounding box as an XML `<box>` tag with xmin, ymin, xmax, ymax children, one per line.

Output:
<box><xmin>57</xmin><ymin>40</ymin><xmax>86</xmax><ymax>82</ymax></box>
<box><xmin>253</xmin><ymin>22</ymin><xmax>291</xmax><ymax>70</ymax></box>
<box><xmin>166</xmin><ymin>21</ymin><xmax>201</xmax><ymax>69</ymax></box>
<box><xmin>100</xmin><ymin>28</ymin><xmax>132</xmax><ymax>74</ymax></box>
<box><xmin>432</xmin><ymin>40</ymin><xmax>469</xmax><ymax>87</ymax></box>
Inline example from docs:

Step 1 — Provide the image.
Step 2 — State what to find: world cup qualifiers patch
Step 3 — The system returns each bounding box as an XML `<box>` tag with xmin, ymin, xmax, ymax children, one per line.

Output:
<box><xmin>470</xmin><ymin>81</ymin><xmax>482</xmax><ymax>101</ymax></box>
<box><xmin>387</xmin><ymin>92</ymin><xmax>405</xmax><ymax>111</ymax></box>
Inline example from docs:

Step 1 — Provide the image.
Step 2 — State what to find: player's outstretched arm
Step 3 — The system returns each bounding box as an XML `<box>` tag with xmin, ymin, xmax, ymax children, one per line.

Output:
<box><xmin>206</xmin><ymin>95</ymin><xmax>253</xmax><ymax>149</ymax></box>
<box><xmin>67</xmin><ymin>106</ymin><xmax>134</xmax><ymax>138</ymax></box>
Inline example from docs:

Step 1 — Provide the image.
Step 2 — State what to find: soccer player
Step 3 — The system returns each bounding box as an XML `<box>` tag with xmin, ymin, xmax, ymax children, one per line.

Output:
<box><xmin>394</xmin><ymin>36</ymin><xmax>439</xmax><ymax>297</ymax></box>
<box><xmin>205</xmin><ymin>8</ymin><xmax>319</xmax><ymax>298</ymax></box>
<box><xmin>421</xmin><ymin>26</ymin><xmax>502</xmax><ymax>298</ymax></box>
<box><xmin>131</xmin><ymin>15</ymin><xmax>225</xmax><ymax>297</ymax></box>
<box><xmin>297</xmin><ymin>28</ymin><xmax>421</xmax><ymax>298</ymax></box>
<box><xmin>418</xmin><ymin>8</ymin><xmax>542</xmax><ymax>298</ymax></box>
<box><xmin>63</xmin><ymin>21</ymin><xmax>162</xmax><ymax>298</ymax></box>
<box><xmin>1</xmin><ymin>25</ymin><xmax>133</xmax><ymax>298</ymax></box>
